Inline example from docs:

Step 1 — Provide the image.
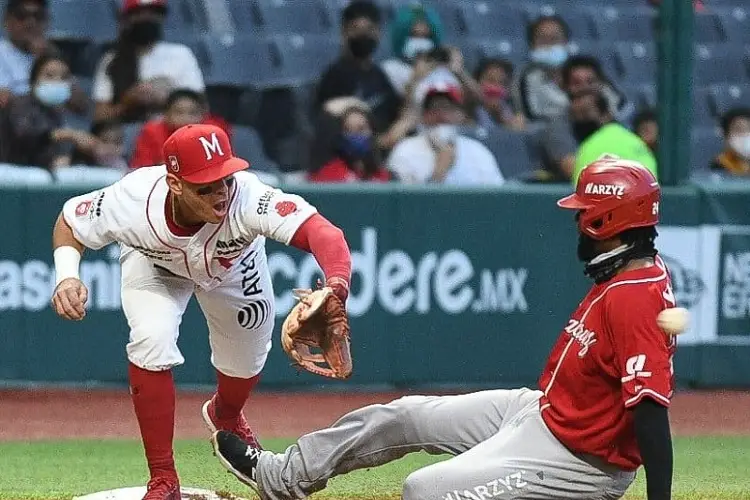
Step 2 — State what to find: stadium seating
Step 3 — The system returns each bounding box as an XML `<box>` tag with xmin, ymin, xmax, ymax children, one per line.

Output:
<box><xmin>613</xmin><ymin>42</ymin><xmax>656</xmax><ymax>85</ymax></box>
<box><xmin>717</xmin><ymin>7</ymin><xmax>750</xmax><ymax>45</ymax></box>
<box><xmin>691</xmin><ymin>126</ymin><xmax>724</xmax><ymax>173</ymax></box>
<box><xmin>588</xmin><ymin>7</ymin><xmax>656</xmax><ymax>43</ymax></box>
<box><xmin>460</xmin><ymin>125</ymin><xmax>537</xmax><ymax>181</ymax></box>
<box><xmin>523</xmin><ymin>4</ymin><xmax>597</xmax><ymax>40</ymax></box>
<box><xmin>48</xmin><ymin>0</ymin><xmax>117</xmax><ymax>43</ymax></box>
<box><xmin>694</xmin><ymin>44</ymin><xmax>748</xmax><ymax>86</ymax></box>
<box><xmin>709</xmin><ymin>83</ymin><xmax>750</xmax><ymax>117</ymax></box>
<box><xmin>231</xmin><ymin>125</ymin><xmax>282</xmax><ymax>174</ymax></box>
<box><xmin>228</xmin><ymin>0</ymin><xmax>336</xmax><ymax>36</ymax></box>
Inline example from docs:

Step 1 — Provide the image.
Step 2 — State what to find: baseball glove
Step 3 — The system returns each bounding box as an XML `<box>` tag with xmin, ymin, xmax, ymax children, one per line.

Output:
<box><xmin>281</xmin><ymin>287</ymin><xmax>352</xmax><ymax>379</ymax></box>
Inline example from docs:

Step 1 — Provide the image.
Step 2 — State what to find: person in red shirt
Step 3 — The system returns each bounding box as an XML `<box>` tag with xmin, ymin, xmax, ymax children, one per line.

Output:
<box><xmin>307</xmin><ymin>106</ymin><xmax>391</xmax><ymax>183</ymax></box>
<box><xmin>129</xmin><ymin>88</ymin><xmax>231</xmax><ymax>168</ymax></box>
<box><xmin>210</xmin><ymin>158</ymin><xmax>675</xmax><ymax>500</ymax></box>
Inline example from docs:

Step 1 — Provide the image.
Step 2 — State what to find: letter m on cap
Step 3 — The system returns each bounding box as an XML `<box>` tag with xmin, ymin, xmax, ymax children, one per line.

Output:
<box><xmin>199</xmin><ymin>133</ymin><xmax>224</xmax><ymax>160</ymax></box>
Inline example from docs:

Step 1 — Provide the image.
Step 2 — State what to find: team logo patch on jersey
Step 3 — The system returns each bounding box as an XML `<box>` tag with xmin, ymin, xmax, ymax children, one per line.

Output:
<box><xmin>75</xmin><ymin>200</ymin><xmax>92</xmax><ymax>217</ymax></box>
<box><xmin>168</xmin><ymin>155</ymin><xmax>180</xmax><ymax>173</ymax></box>
<box><xmin>275</xmin><ymin>201</ymin><xmax>298</xmax><ymax>217</ymax></box>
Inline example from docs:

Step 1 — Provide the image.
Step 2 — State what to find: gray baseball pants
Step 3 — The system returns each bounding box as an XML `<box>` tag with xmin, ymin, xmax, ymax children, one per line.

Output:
<box><xmin>255</xmin><ymin>388</ymin><xmax>636</xmax><ymax>499</ymax></box>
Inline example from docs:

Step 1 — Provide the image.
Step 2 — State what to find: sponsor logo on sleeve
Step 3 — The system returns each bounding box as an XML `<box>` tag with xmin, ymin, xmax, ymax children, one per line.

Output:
<box><xmin>274</xmin><ymin>201</ymin><xmax>298</xmax><ymax>217</ymax></box>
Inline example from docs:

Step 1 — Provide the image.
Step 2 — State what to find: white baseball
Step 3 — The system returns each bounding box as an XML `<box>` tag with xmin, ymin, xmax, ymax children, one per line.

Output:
<box><xmin>657</xmin><ymin>307</ymin><xmax>690</xmax><ymax>335</ymax></box>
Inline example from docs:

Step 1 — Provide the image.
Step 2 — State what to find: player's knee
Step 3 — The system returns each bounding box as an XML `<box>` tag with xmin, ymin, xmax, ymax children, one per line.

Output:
<box><xmin>127</xmin><ymin>325</ymin><xmax>183</xmax><ymax>371</ymax></box>
<box><xmin>402</xmin><ymin>468</ymin><xmax>437</xmax><ymax>500</ymax></box>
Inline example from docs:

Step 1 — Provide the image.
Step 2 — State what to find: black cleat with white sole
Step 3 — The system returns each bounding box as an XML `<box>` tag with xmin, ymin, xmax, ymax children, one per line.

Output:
<box><xmin>211</xmin><ymin>430</ymin><xmax>262</xmax><ymax>493</ymax></box>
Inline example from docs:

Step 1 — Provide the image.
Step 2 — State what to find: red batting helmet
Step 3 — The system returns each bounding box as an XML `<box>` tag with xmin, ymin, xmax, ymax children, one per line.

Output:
<box><xmin>557</xmin><ymin>158</ymin><xmax>660</xmax><ymax>240</ymax></box>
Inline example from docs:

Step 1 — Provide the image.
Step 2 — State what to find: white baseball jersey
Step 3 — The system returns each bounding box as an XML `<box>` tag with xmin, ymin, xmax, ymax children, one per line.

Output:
<box><xmin>62</xmin><ymin>166</ymin><xmax>318</xmax><ymax>291</ymax></box>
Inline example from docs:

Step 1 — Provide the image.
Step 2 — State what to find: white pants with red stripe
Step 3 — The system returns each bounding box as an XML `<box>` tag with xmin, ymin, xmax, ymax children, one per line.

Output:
<box><xmin>120</xmin><ymin>248</ymin><xmax>274</xmax><ymax>377</ymax></box>
<box><xmin>255</xmin><ymin>388</ymin><xmax>636</xmax><ymax>500</ymax></box>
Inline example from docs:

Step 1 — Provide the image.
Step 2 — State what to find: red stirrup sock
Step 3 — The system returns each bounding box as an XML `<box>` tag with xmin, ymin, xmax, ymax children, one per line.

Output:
<box><xmin>128</xmin><ymin>363</ymin><xmax>177</xmax><ymax>478</ymax></box>
<box><xmin>215</xmin><ymin>371</ymin><xmax>260</xmax><ymax>419</ymax></box>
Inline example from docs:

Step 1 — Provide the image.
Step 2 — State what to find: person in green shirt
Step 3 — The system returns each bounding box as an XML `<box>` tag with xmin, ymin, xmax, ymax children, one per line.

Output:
<box><xmin>571</xmin><ymin>90</ymin><xmax>657</xmax><ymax>185</ymax></box>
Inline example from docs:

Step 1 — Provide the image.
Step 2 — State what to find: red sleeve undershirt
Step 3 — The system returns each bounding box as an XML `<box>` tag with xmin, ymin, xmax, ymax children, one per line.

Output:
<box><xmin>289</xmin><ymin>213</ymin><xmax>352</xmax><ymax>300</ymax></box>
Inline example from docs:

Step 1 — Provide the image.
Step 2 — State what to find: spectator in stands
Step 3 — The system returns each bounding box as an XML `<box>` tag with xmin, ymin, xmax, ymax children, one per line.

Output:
<box><xmin>387</xmin><ymin>83</ymin><xmax>504</xmax><ymax>185</ymax></box>
<box><xmin>535</xmin><ymin>56</ymin><xmax>633</xmax><ymax>182</ymax></box>
<box><xmin>0</xmin><ymin>0</ymin><xmax>88</xmax><ymax>113</ymax></box>
<box><xmin>129</xmin><ymin>89</ymin><xmax>230</xmax><ymax>168</ymax></box>
<box><xmin>512</xmin><ymin>15</ymin><xmax>571</xmax><ymax>122</ymax></box>
<box><xmin>92</xmin><ymin>0</ymin><xmax>204</xmax><ymax>124</ymax></box>
<box><xmin>308</xmin><ymin>106</ymin><xmax>391</xmax><ymax>183</ymax></box>
<box><xmin>571</xmin><ymin>90</ymin><xmax>657</xmax><ymax>185</ymax></box>
<box><xmin>0</xmin><ymin>52</ymin><xmax>100</xmax><ymax>169</ymax></box>
<box><xmin>710</xmin><ymin>108</ymin><xmax>750</xmax><ymax>176</ymax></box>
<box><xmin>381</xmin><ymin>3</ymin><xmax>444</xmax><ymax>98</ymax></box>
<box><xmin>469</xmin><ymin>57</ymin><xmax>525</xmax><ymax>130</ymax></box>
<box><xmin>315</xmin><ymin>2</ymin><xmax>400</xmax><ymax>138</ymax></box>
<box><xmin>69</xmin><ymin>120</ymin><xmax>128</xmax><ymax>169</ymax></box>
<box><xmin>633</xmin><ymin>109</ymin><xmax>659</xmax><ymax>155</ymax></box>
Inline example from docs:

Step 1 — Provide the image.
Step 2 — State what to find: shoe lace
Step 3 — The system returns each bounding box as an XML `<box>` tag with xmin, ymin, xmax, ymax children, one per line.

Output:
<box><xmin>147</xmin><ymin>476</ymin><xmax>176</xmax><ymax>492</ymax></box>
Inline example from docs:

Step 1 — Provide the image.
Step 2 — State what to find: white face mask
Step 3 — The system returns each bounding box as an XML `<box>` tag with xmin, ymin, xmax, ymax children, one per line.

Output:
<box><xmin>402</xmin><ymin>37</ymin><xmax>434</xmax><ymax>60</ymax></box>
<box><xmin>530</xmin><ymin>44</ymin><xmax>569</xmax><ymax>68</ymax></box>
<box><xmin>428</xmin><ymin>124</ymin><xmax>458</xmax><ymax>147</ymax></box>
<box><xmin>730</xmin><ymin>133</ymin><xmax>750</xmax><ymax>159</ymax></box>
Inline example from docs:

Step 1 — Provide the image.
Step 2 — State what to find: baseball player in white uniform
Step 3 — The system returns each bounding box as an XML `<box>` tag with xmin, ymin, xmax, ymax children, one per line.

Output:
<box><xmin>50</xmin><ymin>124</ymin><xmax>353</xmax><ymax>500</ymax></box>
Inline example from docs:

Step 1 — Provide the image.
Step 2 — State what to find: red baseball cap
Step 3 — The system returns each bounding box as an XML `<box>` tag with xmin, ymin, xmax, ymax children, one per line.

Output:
<box><xmin>162</xmin><ymin>124</ymin><xmax>249</xmax><ymax>185</ymax></box>
<box><xmin>121</xmin><ymin>0</ymin><xmax>167</xmax><ymax>15</ymax></box>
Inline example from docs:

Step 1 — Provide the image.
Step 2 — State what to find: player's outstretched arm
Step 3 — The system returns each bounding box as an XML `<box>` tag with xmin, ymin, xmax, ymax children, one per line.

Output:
<box><xmin>633</xmin><ymin>398</ymin><xmax>673</xmax><ymax>500</ymax></box>
<box><xmin>51</xmin><ymin>212</ymin><xmax>89</xmax><ymax>321</ymax></box>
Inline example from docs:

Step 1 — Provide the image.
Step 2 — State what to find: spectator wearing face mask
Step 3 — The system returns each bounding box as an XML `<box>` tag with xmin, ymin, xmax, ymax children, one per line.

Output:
<box><xmin>535</xmin><ymin>55</ymin><xmax>633</xmax><ymax>182</ymax></box>
<box><xmin>512</xmin><ymin>15</ymin><xmax>572</xmax><ymax>122</ymax></box>
<box><xmin>469</xmin><ymin>57</ymin><xmax>525</xmax><ymax>130</ymax></box>
<box><xmin>92</xmin><ymin>0</ymin><xmax>204</xmax><ymax>124</ymax></box>
<box><xmin>387</xmin><ymin>83</ymin><xmax>504</xmax><ymax>185</ymax></box>
<box><xmin>710</xmin><ymin>108</ymin><xmax>750</xmax><ymax>176</ymax></box>
<box><xmin>129</xmin><ymin>89</ymin><xmax>231</xmax><ymax>168</ymax></box>
<box><xmin>633</xmin><ymin>109</ymin><xmax>658</xmax><ymax>155</ymax></box>
<box><xmin>570</xmin><ymin>90</ymin><xmax>657</xmax><ymax>185</ymax></box>
<box><xmin>381</xmin><ymin>4</ymin><xmax>443</xmax><ymax>98</ymax></box>
<box><xmin>0</xmin><ymin>52</ymin><xmax>102</xmax><ymax>169</ymax></box>
<box><xmin>315</xmin><ymin>2</ymin><xmax>400</xmax><ymax>136</ymax></box>
<box><xmin>308</xmin><ymin>106</ymin><xmax>391</xmax><ymax>183</ymax></box>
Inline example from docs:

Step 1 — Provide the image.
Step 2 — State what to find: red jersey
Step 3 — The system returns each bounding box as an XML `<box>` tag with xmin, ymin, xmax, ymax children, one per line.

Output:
<box><xmin>538</xmin><ymin>255</ymin><xmax>677</xmax><ymax>470</ymax></box>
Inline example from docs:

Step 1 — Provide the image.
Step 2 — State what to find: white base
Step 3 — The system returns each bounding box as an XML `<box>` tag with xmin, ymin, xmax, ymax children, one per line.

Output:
<box><xmin>73</xmin><ymin>486</ymin><xmax>250</xmax><ymax>500</ymax></box>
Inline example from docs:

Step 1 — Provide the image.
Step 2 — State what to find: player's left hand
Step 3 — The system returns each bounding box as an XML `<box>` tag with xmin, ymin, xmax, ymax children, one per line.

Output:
<box><xmin>51</xmin><ymin>277</ymin><xmax>89</xmax><ymax>321</ymax></box>
<box><xmin>281</xmin><ymin>285</ymin><xmax>352</xmax><ymax>379</ymax></box>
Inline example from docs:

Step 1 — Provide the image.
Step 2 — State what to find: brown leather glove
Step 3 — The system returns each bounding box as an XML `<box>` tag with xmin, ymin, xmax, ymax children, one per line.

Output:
<box><xmin>281</xmin><ymin>287</ymin><xmax>352</xmax><ymax>379</ymax></box>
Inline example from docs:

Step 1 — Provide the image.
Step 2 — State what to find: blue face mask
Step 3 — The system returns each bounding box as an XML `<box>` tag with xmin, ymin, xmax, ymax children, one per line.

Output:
<box><xmin>340</xmin><ymin>133</ymin><xmax>372</xmax><ymax>158</ymax></box>
<box><xmin>530</xmin><ymin>44</ymin><xmax>569</xmax><ymax>68</ymax></box>
<box><xmin>34</xmin><ymin>80</ymin><xmax>72</xmax><ymax>107</ymax></box>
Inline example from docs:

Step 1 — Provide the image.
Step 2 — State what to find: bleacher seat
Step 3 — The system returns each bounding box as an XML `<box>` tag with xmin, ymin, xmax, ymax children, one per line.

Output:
<box><xmin>691</xmin><ymin>126</ymin><xmax>723</xmax><ymax>173</ymax></box>
<box><xmin>163</xmin><ymin>0</ymin><xmax>207</xmax><ymax>37</ymax></box>
<box><xmin>122</xmin><ymin>122</ymin><xmax>144</xmax><ymax>164</ymax></box>
<box><xmin>524</xmin><ymin>5</ymin><xmax>597</xmax><ymax>40</ymax></box>
<box><xmin>0</xmin><ymin>164</ymin><xmax>53</xmax><ymax>187</ymax></box>
<box><xmin>694</xmin><ymin>44</ymin><xmax>748</xmax><ymax>86</ymax></box>
<box><xmin>423</xmin><ymin>0</ymin><xmax>463</xmax><ymax>43</ymax></box>
<box><xmin>717</xmin><ymin>7</ymin><xmax>750</xmax><ymax>45</ymax></box>
<box><xmin>202</xmin><ymin>34</ymin><xmax>278</xmax><ymax>88</ymax></box>
<box><xmin>709</xmin><ymin>84</ymin><xmax>750</xmax><ymax>117</ymax></box>
<box><xmin>48</xmin><ymin>0</ymin><xmax>117</xmax><ymax>43</ymax></box>
<box><xmin>694</xmin><ymin>13</ymin><xmax>726</xmax><ymax>44</ymax></box>
<box><xmin>228</xmin><ymin>0</ymin><xmax>335</xmax><ymax>36</ymax></box>
<box><xmin>271</xmin><ymin>34</ymin><xmax>340</xmax><ymax>87</ymax></box>
<box><xmin>455</xmin><ymin>2</ymin><xmax>526</xmax><ymax>43</ymax></box>
<box><xmin>589</xmin><ymin>7</ymin><xmax>655</xmax><ymax>43</ymax></box>
<box><xmin>693</xmin><ymin>87</ymin><xmax>716</xmax><ymax>126</ymax></box>
<box><xmin>468</xmin><ymin>39</ymin><xmax>525</xmax><ymax>69</ymax></box>
<box><xmin>460</xmin><ymin>126</ymin><xmax>534</xmax><ymax>181</ymax></box>
<box><xmin>231</xmin><ymin>125</ymin><xmax>281</xmax><ymax>174</ymax></box>
<box><xmin>614</xmin><ymin>42</ymin><xmax>656</xmax><ymax>85</ymax></box>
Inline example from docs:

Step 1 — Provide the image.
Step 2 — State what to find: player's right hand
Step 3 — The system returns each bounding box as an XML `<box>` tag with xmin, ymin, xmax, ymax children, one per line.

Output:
<box><xmin>51</xmin><ymin>278</ymin><xmax>89</xmax><ymax>321</ymax></box>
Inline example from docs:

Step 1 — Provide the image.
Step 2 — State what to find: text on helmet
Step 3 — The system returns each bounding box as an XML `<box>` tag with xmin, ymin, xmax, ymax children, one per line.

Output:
<box><xmin>584</xmin><ymin>183</ymin><xmax>625</xmax><ymax>196</ymax></box>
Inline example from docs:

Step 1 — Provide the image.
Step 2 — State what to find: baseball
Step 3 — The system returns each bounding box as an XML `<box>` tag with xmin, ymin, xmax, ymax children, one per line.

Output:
<box><xmin>657</xmin><ymin>307</ymin><xmax>690</xmax><ymax>335</ymax></box>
